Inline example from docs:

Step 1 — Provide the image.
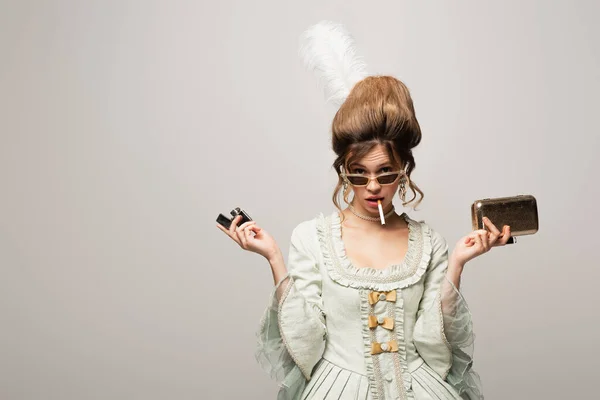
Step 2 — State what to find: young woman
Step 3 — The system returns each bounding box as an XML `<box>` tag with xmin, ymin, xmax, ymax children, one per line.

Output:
<box><xmin>217</xmin><ymin>76</ymin><xmax>511</xmax><ymax>400</ymax></box>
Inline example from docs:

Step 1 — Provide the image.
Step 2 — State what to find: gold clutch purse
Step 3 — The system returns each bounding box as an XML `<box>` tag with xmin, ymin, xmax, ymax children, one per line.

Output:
<box><xmin>471</xmin><ymin>195</ymin><xmax>539</xmax><ymax>236</ymax></box>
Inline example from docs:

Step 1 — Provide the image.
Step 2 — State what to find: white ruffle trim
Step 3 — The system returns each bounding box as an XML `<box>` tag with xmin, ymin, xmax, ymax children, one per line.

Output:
<box><xmin>315</xmin><ymin>211</ymin><xmax>432</xmax><ymax>291</ymax></box>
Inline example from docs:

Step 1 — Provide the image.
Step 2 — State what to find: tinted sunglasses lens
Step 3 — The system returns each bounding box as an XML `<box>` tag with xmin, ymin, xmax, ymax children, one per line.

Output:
<box><xmin>347</xmin><ymin>176</ymin><xmax>369</xmax><ymax>185</ymax></box>
<box><xmin>377</xmin><ymin>173</ymin><xmax>399</xmax><ymax>184</ymax></box>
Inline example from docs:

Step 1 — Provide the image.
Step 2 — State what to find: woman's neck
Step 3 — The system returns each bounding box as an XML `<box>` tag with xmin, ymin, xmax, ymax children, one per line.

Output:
<box><xmin>340</xmin><ymin>208</ymin><xmax>402</xmax><ymax>231</ymax></box>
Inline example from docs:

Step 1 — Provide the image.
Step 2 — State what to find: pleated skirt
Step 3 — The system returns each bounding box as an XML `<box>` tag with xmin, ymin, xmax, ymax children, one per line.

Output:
<box><xmin>300</xmin><ymin>358</ymin><xmax>462</xmax><ymax>400</ymax></box>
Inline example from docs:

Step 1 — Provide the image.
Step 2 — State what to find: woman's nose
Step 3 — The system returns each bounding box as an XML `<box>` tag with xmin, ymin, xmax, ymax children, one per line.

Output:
<box><xmin>367</xmin><ymin>178</ymin><xmax>381</xmax><ymax>191</ymax></box>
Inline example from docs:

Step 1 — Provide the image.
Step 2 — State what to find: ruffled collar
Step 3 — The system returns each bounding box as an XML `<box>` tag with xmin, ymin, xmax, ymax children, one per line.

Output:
<box><xmin>315</xmin><ymin>210</ymin><xmax>432</xmax><ymax>291</ymax></box>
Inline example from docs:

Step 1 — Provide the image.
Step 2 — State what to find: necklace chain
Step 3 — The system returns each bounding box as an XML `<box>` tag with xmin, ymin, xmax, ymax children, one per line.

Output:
<box><xmin>348</xmin><ymin>203</ymin><xmax>396</xmax><ymax>222</ymax></box>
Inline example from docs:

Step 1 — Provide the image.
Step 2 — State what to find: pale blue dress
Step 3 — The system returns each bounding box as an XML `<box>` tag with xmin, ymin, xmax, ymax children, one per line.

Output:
<box><xmin>256</xmin><ymin>211</ymin><xmax>484</xmax><ymax>400</ymax></box>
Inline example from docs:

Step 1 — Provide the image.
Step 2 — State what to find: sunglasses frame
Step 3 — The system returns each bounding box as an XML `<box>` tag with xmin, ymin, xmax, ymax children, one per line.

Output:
<box><xmin>340</xmin><ymin>170</ymin><xmax>406</xmax><ymax>187</ymax></box>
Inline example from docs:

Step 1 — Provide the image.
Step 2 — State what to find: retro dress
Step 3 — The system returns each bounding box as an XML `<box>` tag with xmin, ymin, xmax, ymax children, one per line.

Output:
<box><xmin>256</xmin><ymin>211</ymin><xmax>484</xmax><ymax>400</ymax></box>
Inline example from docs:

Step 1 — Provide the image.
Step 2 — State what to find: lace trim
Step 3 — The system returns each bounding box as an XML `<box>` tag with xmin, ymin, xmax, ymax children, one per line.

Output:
<box><xmin>361</xmin><ymin>289</ymin><xmax>382</xmax><ymax>400</ymax></box>
<box><xmin>276</xmin><ymin>277</ymin><xmax>312</xmax><ymax>380</ymax></box>
<box><xmin>315</xmin><ymin>211</ymin><xmax>432</xmax><ymax>291</ymax></box>
<box><xmin>390</xmin><ymin>297</ymin><xmax>413</xmax><ymax>399</ymax></box>
<box><xmin>437</xmin><ymin>289</ymin><xmax>453</xmax><ymax>380</ymax></box>
<box><xmin>361</xmin><ymin>289</ymin><xmax>415</xmax><ymax>400</ymax></box>
<box><xmin>255</xmin><ymin>276</ymin><xmax>293</xmax><ymax>383</ymax></box>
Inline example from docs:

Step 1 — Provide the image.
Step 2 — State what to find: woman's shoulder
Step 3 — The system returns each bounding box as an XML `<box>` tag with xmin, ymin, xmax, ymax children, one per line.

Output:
<box><xmin>291</xmin><ymin>210</ymin><xmax>335</xmax><ymax>236</ymax></box>
<box><xmin>403</xmin><ymin>213</ymin><xmax>448</xmax><ymax>250</ymax></box>
<box><xmin>287</xmin><ymin>212</ymin><xmax>330</xmax><ymax>259</ymax></box>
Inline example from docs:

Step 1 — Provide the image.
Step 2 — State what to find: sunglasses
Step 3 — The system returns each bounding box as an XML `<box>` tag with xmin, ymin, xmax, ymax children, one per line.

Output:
<box><xmin>341</xmin><ymin>170</ymin><xmax>405</xmax><ymax>187</ymax></box>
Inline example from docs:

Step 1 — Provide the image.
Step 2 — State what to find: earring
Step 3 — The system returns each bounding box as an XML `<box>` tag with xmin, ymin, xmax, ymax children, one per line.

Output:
<box><xmin>344</xmin><ymin>184</ymin><xmax>350</xmax><ymax>204</ymax></box>
<box><xmin>342</xmin><ymin>181</ymin><xmax>350</xmax><ymax>204</ymax></box>
<box><xmin>399</xmin><ymin>180</ymin><xmax>407</xmax><ymax>202</ymax></box>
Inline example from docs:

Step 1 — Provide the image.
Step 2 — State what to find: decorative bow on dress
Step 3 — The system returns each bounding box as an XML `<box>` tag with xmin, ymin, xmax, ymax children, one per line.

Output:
<box><xmin>368</xmin><ymin>316</ymin><xmax>394</xmax><ymax>330</ymax></box>
<box><xmin>368</xmin><ymin>289</ymin><xmax>397</xmax><ymax>305</ymax></box>
<box><xmin>371</xmin><ymin>340</ymin><xmax>399</xmax><ymax>355</ymax></box>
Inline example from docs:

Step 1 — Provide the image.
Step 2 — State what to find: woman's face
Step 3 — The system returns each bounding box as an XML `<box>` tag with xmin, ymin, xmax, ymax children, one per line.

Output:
<box><xmin>345</xmin><ymin>144</ymin><xmax>402</xmax><ymax>215</ymax></box>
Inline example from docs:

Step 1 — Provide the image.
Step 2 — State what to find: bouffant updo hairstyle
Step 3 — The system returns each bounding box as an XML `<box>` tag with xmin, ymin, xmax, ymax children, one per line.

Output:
<box><xmin>331</xmin><ymin>76</ymin><xmax>424</xmax><ymax>215</ymax></box>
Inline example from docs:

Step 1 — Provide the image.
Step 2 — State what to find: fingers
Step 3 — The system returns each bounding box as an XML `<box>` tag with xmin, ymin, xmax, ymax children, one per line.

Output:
<box><xmin>217</xmin><ymin>222</ymin><xmax>242</xmax><ymax>246</ymax></box>
<box><xmin>229</xmin><ymin>215</ymin><xmax>242</xmax><ymax>235</ymax></box>
<box><xmin>465</xmin><ymin>234</ymin><xmax>476</xmax><ymax>246</ymax></box>
<box><xmin>473</xmin><ymin>232</ymin><xmax>483</xmax><ymax>250</ymax></box>
<box><xmin>484</xmin><ymin>218</ymin><xmax>516</xmax><ymax>247</ymax></box>
<box><xmin>463</xmin><ymin>220</ymin><xmax>515</xmax><ymax>254</ymax></box>
<box><xmin>497</xmin><ymin>225</ymin><xmax>512</xmax><ymax>245</ymax></box>
<box><xmin>470</xmin><ymin>230</ymin><xmax>489</xmax><ymax>252</ymax></box>
<box><xmin>244</xmin><ymin>224</ymin><xmax>254</xmax><ymax>244</ymax></box>
<box><xmin>216</xmin><ymin>223</ymin><xmax>230</xmax><ymax>241</ymax></box>
<box><xmin>465</xmin><ymin>230</ymin><xmax>485</xmax><ymax>247</ymax></box>
<box><xmin>216</xmin><ymin>215</ymin><xmax>245</xmax><ymax>246</ymax></box>
<box><xmin>248</xmin><ymin>224</ymin><xmax>261</xmax><ymax>233</ymax></box>
<box><xmin>236</xmin><ymin>227</ymin><xmax>246</xmax><ymax>248</ymax></box>
<box><xmin>236</xmin><ymin>223</ymin><xmax>253</xmax><ymax>248</ymax></box>
<box><xmin>216</xmin><ymin>214</ymin><xmax>264</xmax><ymax>251</ymax></box>
<box><xmin>231</xmin><ymin>215</ymin><xmax>250</xmax><ymax>248</ymax></box>
<box><xmin>478</xmin><ymin>230</ymin><xmax>489</xmax><ymax>252</ymax></box>
<box><xmin>238</xmin><ymin>220</ymin><xmax>257</xmax><ymax>231</ymax></box>
<box><xmin>482</xmin><ymin>217</ymin><xmax>500</xmax><ymax>246</ymax></box>
<box><xmin>482</xmin><ymin>217</ymin><xmax>500</xmax><ymax>235</ymax></box>
<box><xmin>466</xmin><ymin>229</ymin><xmax>490</xmax><ymax>252</ymax></box>
<box><xmin>236</xmin><ymin>221</ymin><xmax>260</xmax><ymax>249</ymax></box>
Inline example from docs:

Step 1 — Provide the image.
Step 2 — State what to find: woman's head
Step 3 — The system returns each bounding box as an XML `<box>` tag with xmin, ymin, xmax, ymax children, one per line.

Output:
<box><xmin>331</xmin><ymin>76</ymin><xmax>424</xmax><ymax>216</ymax></box>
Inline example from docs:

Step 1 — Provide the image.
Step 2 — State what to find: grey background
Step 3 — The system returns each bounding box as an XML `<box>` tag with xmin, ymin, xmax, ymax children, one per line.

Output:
<box><xmin>1</xmin><ymin>0</ymin><xmax>598</xmax><ymax>399</ymax></box>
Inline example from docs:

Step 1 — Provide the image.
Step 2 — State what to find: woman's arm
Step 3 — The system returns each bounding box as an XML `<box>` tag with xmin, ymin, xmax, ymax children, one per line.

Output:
<box><xmin>445</xmin><ymin>259</ymin><xmax>463</xmax><ymax>289</ymax></box>
<box><xmin>268</xmin><ymin>249</ymin><xmax>287</xmax><ymax>285</ymax></box>
<box><xmin>217</xmin><ymin>215</ymin><xmax>326</xmax><ymax>384</ymax></box>
<box><xmin>267</xmin><ymin>249</ymin><xmax>290</xmax><ymax>301</ymax></box>
<box><xmin>440</xmin><ymin>258</ymin><xmax>463</xmax><ymax>316</ymax></box>
<box><xmin>413</xmin><ymin>228</ymin><xmax>483</xmax><ymax>399</ymax></box>
<box><xmin>256</xmin><ymin>221</ymin><xmax>327</xmax><ymax>397</ymax></box>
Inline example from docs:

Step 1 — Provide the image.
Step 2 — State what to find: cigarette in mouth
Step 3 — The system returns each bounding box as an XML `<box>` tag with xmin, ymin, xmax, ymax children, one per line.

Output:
<box><xmin>377</xmin><ymin>199</ymin><xmax>385</xmax><ymax>225</ymax></box>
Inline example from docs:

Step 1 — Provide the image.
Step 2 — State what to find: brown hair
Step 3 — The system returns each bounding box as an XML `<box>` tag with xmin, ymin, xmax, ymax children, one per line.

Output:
<box><xmin>331</xmin><ymin>76</ymin><xmax>424</xmax><ymax>215</ymax></box>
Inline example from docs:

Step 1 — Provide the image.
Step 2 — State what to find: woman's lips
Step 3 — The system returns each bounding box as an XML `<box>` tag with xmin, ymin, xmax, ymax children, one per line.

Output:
<box><xmin>365</xmin><ymin>198</ymin><xmax>383</xmax><ymax>208</ymax></box>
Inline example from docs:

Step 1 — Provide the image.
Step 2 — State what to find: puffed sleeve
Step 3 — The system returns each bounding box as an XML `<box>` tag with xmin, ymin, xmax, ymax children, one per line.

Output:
<box><xmin>255</xmin><ymin>221</ymin><xmax>327</xmax><ymax>400</ymax></box>
<box><xmin>413</xmin><ymin>229</ymin><xmax>483</xmax><ymax>400</ymax></box>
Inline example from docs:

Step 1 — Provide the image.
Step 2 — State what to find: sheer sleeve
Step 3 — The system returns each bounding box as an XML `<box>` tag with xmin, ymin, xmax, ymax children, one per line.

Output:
<box><xmin>413</xmin><ymin>229</ymin><xmax>483</xmax><ymax>400</ymax></box>
<box><xmin>255</xmin><ymin>222</ymin><xmax>327</xmax><ymax>400</ymax></box>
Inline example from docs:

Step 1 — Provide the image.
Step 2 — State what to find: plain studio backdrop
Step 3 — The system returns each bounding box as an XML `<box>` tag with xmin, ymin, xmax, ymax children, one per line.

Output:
<box><xmin>1</xmin><ymin>0</ymin><xmax>599</xmax><ymax>399</ymax></box>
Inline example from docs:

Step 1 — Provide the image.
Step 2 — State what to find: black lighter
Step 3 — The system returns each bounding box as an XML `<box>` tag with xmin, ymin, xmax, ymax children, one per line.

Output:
<box><xmin>216</xmin><ymin>207</ymin><xmax>253</xmax><ymax>230</ymax></box>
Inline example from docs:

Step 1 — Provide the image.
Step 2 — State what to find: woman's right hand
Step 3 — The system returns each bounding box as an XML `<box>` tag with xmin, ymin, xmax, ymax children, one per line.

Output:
<box><xmin>216</xmin><ymin>215</ymin><xmax>282</xmax><ymax>261</ymax></box>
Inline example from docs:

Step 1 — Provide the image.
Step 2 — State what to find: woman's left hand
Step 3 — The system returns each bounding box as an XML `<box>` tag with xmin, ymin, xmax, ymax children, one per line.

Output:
<box><xmin>450</xmin><ymin>217</ymin><xmax>512</xmax><ymax>267</ymax></box>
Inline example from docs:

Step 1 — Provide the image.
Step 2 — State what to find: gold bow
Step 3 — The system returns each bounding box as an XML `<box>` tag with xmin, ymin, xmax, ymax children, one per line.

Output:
<box><xmin>368</xmin><ymin>315</ymin><xmax>394</xmax><ymax>330</ymax></box>
<box><xmin>371</xmin><ymin>340</ymin><xmax>399</xmax><ymax>355</ymax></box>
<box><xmin>368</xmin><ymin>289</ymin><xmax>397</xmax><ymax>305</ymax></box>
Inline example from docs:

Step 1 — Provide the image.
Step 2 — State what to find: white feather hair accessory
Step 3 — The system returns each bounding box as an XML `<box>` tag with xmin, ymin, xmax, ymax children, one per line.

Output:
<box><xmin>299</xmin><ymin>21</ymin><xmax>370</xmax><ymax>106</ymax></box>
